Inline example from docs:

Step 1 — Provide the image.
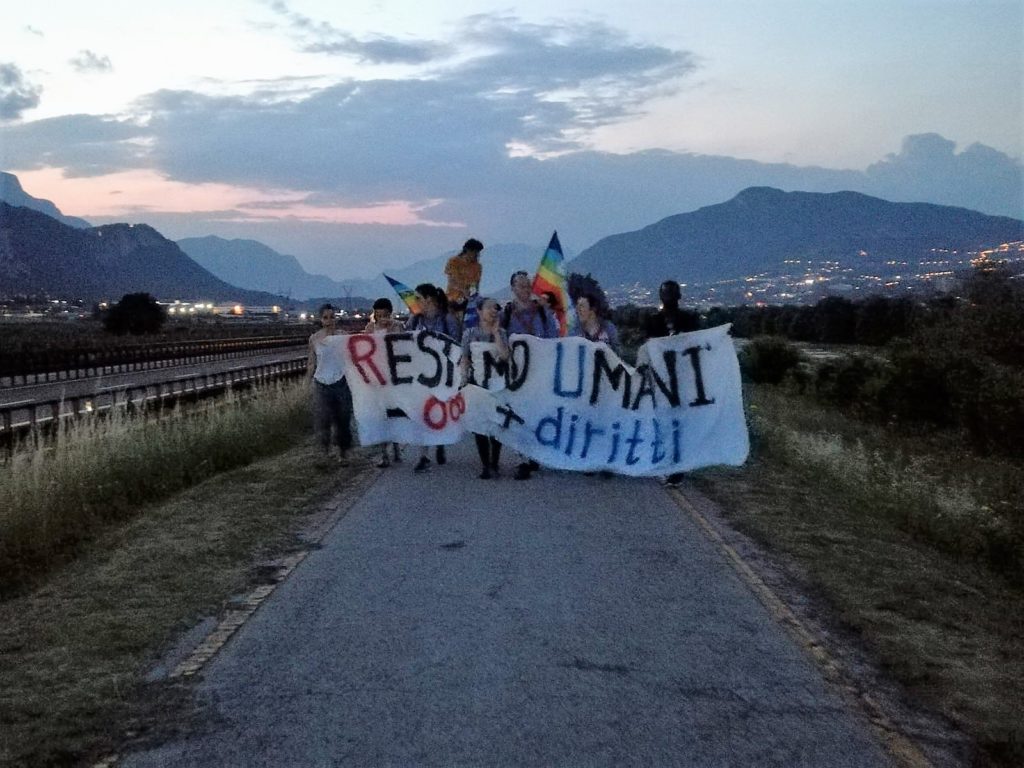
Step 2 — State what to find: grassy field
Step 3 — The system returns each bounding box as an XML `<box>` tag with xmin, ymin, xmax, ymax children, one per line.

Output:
<box><xmin>691</xmin><ymin>384</ymin><xmax>1023</xmax><ymax>767</ymax></box>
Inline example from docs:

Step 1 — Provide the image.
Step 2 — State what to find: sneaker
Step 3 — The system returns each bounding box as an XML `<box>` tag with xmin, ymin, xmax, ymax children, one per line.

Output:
<box><xmin>414</xmin><ymin>456</ymin><xmax>431</xmax><ymax>473</ymax></box>
<box><xmin>513</xmin><ymin>462</ymin><xmax>532</xmax><ymax>481</ymax></box>
<box><xmin>392</xmin><ymin>444</ymin><xmax>403</xmax><ymax>463</ymax></box>
<box><xmin>337</xmin><ymin>452</ymin><xmax>351</xmax><ymax>467</ymax></box>
<box><xmin>662</xmin><ymin>472</ymin><xmax>683</xmax><ymax>487</ymax></box>
<box><xmin>436</xmin><ymin>446</ymin><xmax>447</xmax><ymax>465</ymax></box>
<box><xmin>490</xmin><ymin>464</ymin><xmax>500</xmax><ymax>478</ymax></box>
<box><xmin>527</xmin><ymin>459</ymin><xmax>540</xmax><ymax>472</ymax></box>
<box><xmin>479</xmin><ymin>467</ymin><xmax>492</xmax><ymax>480</ymax></box>
<box><xmin>377</xmin><ymin>455</ymin><xmax>391</xmax><ymax>469</ymax></box>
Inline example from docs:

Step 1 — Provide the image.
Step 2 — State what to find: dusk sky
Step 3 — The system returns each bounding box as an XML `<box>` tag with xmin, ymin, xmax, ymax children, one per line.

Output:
<box><xmin>1</xmin><ymin>0</ymin><xmax>1021</xmax><ymax>279</ymax></box>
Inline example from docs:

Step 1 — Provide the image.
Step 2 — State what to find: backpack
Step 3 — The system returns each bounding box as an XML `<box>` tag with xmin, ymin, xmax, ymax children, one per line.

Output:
<box><xmin>501</xmin><ymin>302</ymin><xmax>550</xmax><ymax>335</ymax></box>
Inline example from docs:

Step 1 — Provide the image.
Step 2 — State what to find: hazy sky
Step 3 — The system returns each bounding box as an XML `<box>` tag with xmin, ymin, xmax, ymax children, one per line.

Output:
<box><xmin>1</xmin><ymin>0</ymin><xmax>1021</xmax><ymax>278</ymax></box>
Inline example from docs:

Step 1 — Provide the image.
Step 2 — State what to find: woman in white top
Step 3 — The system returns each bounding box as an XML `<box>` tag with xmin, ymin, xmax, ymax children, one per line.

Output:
<box><xmin>306</xmin><ymin>303</ymin><xmax>353</xmax><ymax>466</ymax></box>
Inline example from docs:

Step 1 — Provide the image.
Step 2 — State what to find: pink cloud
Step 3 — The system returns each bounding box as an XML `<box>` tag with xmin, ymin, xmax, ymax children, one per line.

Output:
<box><xmin>11</xmin><ymin>167</ymin><xmax>462</xmax><ymax>226</ymax></box>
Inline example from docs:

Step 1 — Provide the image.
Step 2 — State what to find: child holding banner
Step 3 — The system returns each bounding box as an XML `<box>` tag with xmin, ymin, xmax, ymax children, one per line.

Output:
<box><xmin>461</xmin><ymin>297</ymin><xmax>509</xmax><ymax>479</ymax></box>
<box><xmin>364</xmin><ymin>298</ymin><xmax>404</xmax><ymax>468</ymax></box>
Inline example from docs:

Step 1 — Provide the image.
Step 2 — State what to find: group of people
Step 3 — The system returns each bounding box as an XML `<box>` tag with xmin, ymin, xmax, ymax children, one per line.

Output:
<box><xmin>307</xmin><ymin>237</ymin><xmax>699</xmax><ymax>484</ymax></box>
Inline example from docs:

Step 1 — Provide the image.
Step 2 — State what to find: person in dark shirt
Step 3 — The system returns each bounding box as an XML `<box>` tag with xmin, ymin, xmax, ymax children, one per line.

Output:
<box><xmin>643</xmin><ymin>280</ymin><xmax>700</xmax><ymax>338</ymax></box>
<box><xmin>644</xmin><ymin>280</ymin><xmax>699</xmax><ymax>487</ymax></box>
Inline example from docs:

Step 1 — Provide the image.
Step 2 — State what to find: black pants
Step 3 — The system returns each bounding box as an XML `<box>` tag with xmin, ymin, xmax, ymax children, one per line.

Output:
<box><xmin>474</xmin><ymin>434</ymin><xmax>502</xmax><ymax>469</ymax></box>
<box><xmin>313</xmin><ymin>379</ymin><xmax>353</xmax><ymax>452</ymax></box>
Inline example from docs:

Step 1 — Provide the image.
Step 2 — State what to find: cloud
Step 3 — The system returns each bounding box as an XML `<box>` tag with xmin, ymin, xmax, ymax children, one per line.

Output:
<box><xmin>0</xmin><ymin>63</ymin><xmax>42</xmax><ymax>120</ymax></box>
<box><xmin>24</xmin><ymin>25</ymin><xmax>44</xmax><ymax>37</ymax></box>
<box><xmin>69</xmin><ymin>50</ymin><xmax>113</xmax><ymax>73</ymax></box>
<box><xmin>2</xmin><ymin>13</ymin><xmax>1020</xmax><ymax>277</ymax></box>
<box><xmin>864</xmin><ymin>133</ymin><xmax>1024</xmax><ymax>216</ymax></box>
<box><xmin>452</xmin><ymin>14</ymin><xmax>694</xmax><ymax>150</ymax></box>
<box><xmin>0</xmin><ymin>113</ymin><xmax>148</xmax><ymax>175</ymax></box>
<box><xmin>263</xmin><ymin>0</ymin><xmax>449</xmax><ymax>64</ymax></box>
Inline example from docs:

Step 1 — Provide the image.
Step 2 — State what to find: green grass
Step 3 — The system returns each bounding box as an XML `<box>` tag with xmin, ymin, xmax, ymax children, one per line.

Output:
<box><xmin>691</xmin><ymin>385</ymin><xmax>1024</xmax><ymax>766</ymax></box>
<box><xmin>0</xmin><ymin>442</ymin><xmax>374</xmax><ymax>768</ymax></box>
<box><xmin>0</xmin><ymin>382</ymin><xmax>314</xmax><ymax>594</ymax></box>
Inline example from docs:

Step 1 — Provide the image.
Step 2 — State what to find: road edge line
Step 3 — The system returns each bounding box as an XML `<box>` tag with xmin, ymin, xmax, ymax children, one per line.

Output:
<box><xmin>668</xmin><ymin>485</ymin><xmax>933</xmax><ymax>768</ymax></box>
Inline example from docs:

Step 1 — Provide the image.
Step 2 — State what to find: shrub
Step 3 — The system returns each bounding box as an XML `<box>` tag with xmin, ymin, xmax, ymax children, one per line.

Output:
<box><xmin>739</xmin><ymin>336</ymin><xmax>803</xmax><ymax>384</ymax></box>
<box><xmin>814</xmin><ymin>355</ymin><xmax>889</xmax><ymax>409</ymax></box>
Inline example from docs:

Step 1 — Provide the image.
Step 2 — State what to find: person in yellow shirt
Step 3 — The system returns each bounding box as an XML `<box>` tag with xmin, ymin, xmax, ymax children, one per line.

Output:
<box><xmin>444</xmin><ymin>238</ymin><xmax>484</xmax><ymax>332</ymax></box>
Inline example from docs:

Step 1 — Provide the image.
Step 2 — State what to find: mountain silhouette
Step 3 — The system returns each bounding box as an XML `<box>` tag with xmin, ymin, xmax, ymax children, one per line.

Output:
<box><xmin>178</xmin><ymin>235</ymin><xmax>354</xmax><ymax>300</ymax></box>
<box><xmin>568</xmin><ymin>187</ymin><xmax>1024</xmax><ymax>288</ymax></box>
<box><xmin>0</xmin><ymin>171</ymin><xmax>91</xmax><ymax>229</ymax></box>
<box><xmin>0</xmin><ymin>202</ymin><xmax>289</xmax><ymax>304</ymax></box>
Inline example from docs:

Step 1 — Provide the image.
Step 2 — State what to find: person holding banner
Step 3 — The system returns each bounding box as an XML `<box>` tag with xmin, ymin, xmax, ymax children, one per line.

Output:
<box><xmin>644</xmin><ymin>280</ymin><xmax>700</xmax><ymax>486</ymax></box>
<box><xmin>364</xmin><ymin>298</ymin><xmax>404</xmax><ymax>468</ymax></box>
<box><xmin>461</xmin><ymin>297</ymin><xmax>509</xmax><ymax>479</ymax></box>
<box><xmin>306</xmin><ymin>303</ymin><xmax>353</xmax><ymax>467</ymax></box>
<box><xmin>573</xmin><ymin>292</ymin><xmax>619</xmax><ymax>352</ymax></box>
<box><xmin>405</xmin><ymin>284</ymin><xmax>458</xmax><ymax>472</ymax></box>
<box><xmin>502</xmin><ymin>270</ymin><xmax>555</xmax><ymax>480</ymax></box>
<box><xmin>502</xmin><ymin>271</ymin><xmax>557</xmax><ymax>339</ymax></box>
<box><xmin>644</xmin><ymin>280</ymin><xmax>700</xmax><ymax>338</ymax></box>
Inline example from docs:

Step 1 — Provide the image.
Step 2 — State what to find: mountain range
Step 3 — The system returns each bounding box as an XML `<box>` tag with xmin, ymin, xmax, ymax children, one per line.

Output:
<box><xmin>0</xmin><ymin>172</ymin><xmax>91</xmax><ymax>229</ymax></box>
<box><xmin>178</xmin><ymin>236</ymin><xmax>544</xmax><ymax>302</ymax></box>
<box><xmin>2</xmin><ymin>171</ymin><xmax>1021</xmax><ymax>305</ymax></box>
<box><xmin>0</xmin><ymin>203</ymin><xmax>289</xmax><ymax>304</ymax></box>
<box><xmin>569</xmin><ymin>187</ymin><xmax>1023</xmax><ymax>289</ymax></box>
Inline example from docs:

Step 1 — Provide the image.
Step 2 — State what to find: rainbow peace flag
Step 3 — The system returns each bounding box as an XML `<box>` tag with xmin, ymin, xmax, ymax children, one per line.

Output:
<box><xmin>384</xmin><ymin>274</ymin><xmax>422</xmax><ymax>315</ymax></box>
<box><xmin>531</xmin><ymin>231</ymin><xmax>576</xmax><ymax>336</ymax></box>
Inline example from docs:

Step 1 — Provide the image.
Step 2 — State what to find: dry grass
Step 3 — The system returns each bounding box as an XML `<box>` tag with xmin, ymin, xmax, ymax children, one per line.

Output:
<box><xmin>0</xmin><ymin>442</ymin><xmax>373</xmax><ymax>767</ymax></box>
<box><xmin>691</xmin><ymin>385</ymin><xmax>1024</xmax><ymax>766</ymax></box>
<box><xmin>0</xmin><ymin>383</ymin><xmax>312</xmax><ymax>593</ymax></box>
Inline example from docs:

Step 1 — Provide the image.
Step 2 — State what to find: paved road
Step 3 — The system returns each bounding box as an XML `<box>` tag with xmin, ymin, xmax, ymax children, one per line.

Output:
<box><xmin>125</xmin><ymin>441</ymin><xmax>891</xmax><ymax>767</ymax></box>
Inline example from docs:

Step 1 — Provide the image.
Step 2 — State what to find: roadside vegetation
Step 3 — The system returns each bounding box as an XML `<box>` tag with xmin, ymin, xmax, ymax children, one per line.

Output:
<box><xmin>0</xmin><ymin>381</ymin><xmax>312</xmax><ymax>595</ymax></box>
<box><xmin>682</xmin><ymin>267</ymin><xmax>1024</xmax><ymax>766</ymax></box>
<box><xmin>0</xmin><ymin>439</ymin><xmax>371</xmax><ymax>767</ymax></box>
<box><xmin>692</xmin><ymin>385</ymin><xmax>1023</xmax><ymax>766</ymax></box>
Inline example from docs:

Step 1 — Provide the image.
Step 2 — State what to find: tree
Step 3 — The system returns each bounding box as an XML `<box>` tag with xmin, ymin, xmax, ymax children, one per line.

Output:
<box><xmin>103</xmin><ymin>292</ymin><xmax>166</xmax><ymax>335</ymax></box>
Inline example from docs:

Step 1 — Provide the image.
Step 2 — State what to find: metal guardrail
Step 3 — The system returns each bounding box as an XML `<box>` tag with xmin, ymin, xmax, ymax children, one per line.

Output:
<box><xmin>0</xmin><ymin>335</ymin><xmax>311</xmax><ymax>387</ymax></box>
<box><xmin>0</xmin><ymin>356</ymin><xmax>309</xmax><ymax>449</ymax></box>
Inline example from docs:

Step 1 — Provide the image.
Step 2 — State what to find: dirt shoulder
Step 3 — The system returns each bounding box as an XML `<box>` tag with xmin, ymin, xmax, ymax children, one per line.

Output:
<box><xmin>0</xmin><ymin>444</ymin><xmax>378</xmax><ymax>768</ymax></box>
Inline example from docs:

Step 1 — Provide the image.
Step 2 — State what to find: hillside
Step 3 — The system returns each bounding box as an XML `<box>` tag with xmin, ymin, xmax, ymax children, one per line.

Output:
<box><xmin>568</xmin><ymin>187</ymin><xmax>1024</xmax><ymax>288</ymax></box>
<box><xmin>0</xmin><ymin>172</ymin><xmax>91</xmax><ymax>229</ymax></box>
<box><xmin>178</xmin><ymin>236</ymin><xmax>355</xmax><ymax>300</ymax></box>
<box><xmin>0</xmin><ymin>203</ymin><xmax>289</xmax><ymax>304</ymax></box>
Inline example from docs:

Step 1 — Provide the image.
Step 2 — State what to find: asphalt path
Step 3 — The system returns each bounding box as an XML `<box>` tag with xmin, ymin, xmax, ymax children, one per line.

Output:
<box><xmin>125</xmin><ymin>441</ymin><xmax>891</xmax><ymax>767</ymax></box>
<box><xmin>0</xmin><ymin>347</ymin><xmax>307</xmax><ymax>408</ymax></box>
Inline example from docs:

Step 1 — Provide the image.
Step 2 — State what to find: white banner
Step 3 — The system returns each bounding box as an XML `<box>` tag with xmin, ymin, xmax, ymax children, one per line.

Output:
<box><xmin>342</xmin><ymin>330</ymin><xmax>467</xmax><ymax>445</ymax></box>
<box><xmin>341</xmin><ymin>325</ymin><xmax>749</xmax><ymax>474</ymax></box>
